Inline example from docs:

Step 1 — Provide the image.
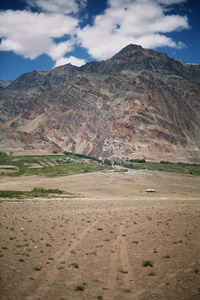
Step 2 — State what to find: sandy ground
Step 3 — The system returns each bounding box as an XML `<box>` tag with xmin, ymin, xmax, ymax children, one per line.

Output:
<box><xmin>0</xmin><ymin>170</ymin><xmax>200</xmax><ymax>300</ymax></box>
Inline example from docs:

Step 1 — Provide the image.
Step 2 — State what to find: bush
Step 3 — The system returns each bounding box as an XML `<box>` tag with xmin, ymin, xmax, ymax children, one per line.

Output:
<box><xmin>104</xmin><ymin>159</ymin><xmax>112</xmax><ymax>166</ymax></box>
<box><xmin>63</xmin><ymin>151</ymin><xmax>72</xmax><ymax>156</ymax></box>
<box><xmin>123</xmin><ymin>163</ymin><xmax>135</xmax><ymax>169</ymax></box>
<box><xmin>177</xmin><ymin>162</ymin><xmax>186</xmax><ymax>166</ymax></box>
<box><xmin>129</xmin><ymin>159</ymin><xmax>146</xmax><ymax>163</ymax></box>
<box><xmin>0</xmin><ymin>151</ymin><xmax>7</xmax><ymax>157</ymax></box>
<box><xmin>75</xmin><ymin>285</ymin><xmax>84</xmax><ymax>291</ymax></box>
<box><xmin>31</xmin><ymin>187</ymin><xmax>63</xmax><ymax>194</ymax></box>
<box><xmin>160</xmin><ymin>160</ymin><xmax>170</xmax><ymax>164</ymax></box>
<box><xmin>143</xmin><ymin>260</ymin><xmax>154</xmax><ymax>267</ymax></box>
<box><xmin>63</xmin><ymin>151</ymin><xmax>100</xmax><ymax>162</ymax></box>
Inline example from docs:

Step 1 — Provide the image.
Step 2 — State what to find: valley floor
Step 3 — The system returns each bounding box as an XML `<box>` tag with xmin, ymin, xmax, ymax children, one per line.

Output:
<box><xmin>0</xmin><ymin>170</ymin><xmax>200</xmax><ymax>299</ymax></box>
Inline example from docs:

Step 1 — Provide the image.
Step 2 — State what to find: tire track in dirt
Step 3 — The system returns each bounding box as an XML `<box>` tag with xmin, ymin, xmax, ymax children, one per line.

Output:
<box><xmin>18</xmin><ymin>220</ymin><xmax>98</xmax><ymax>299</ymax></box>
<box><xmin>103</xmin><ymin>224</ymin><xmax>135</xmax><ymax>300</ymax></box>
<box><xmin>118</xmin><ymin>226</ymin><xmax>135</xmax><ymax>299</ymax></box>
<box><xmin>103</xmin><ymin>225</ymin><xmax>122</xmax><ymax>300</ymax></box>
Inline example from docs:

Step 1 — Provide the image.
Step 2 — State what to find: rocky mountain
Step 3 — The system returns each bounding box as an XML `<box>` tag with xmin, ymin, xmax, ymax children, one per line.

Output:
<box><xmin>0</xmin><ymin>80</ymin><xmax>12</xmax><ymax>88</ymax></box>
<box><xmin>0</xmin><ymin>44</ymin><xmax>200</xmax><ymax>162</ymax></box>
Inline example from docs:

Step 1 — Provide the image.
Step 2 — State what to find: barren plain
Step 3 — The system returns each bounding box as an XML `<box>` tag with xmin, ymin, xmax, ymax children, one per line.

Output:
<box><xmin>0</xmin><ymin>170</ymin><xmax>200</xmax><ymax>300</ymax></box>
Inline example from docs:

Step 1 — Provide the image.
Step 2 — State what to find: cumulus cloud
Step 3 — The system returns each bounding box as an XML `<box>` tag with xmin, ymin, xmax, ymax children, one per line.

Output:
<box><xmin>157</xmin><ymin>0</ymin><xmax>187</xmax><ymax>5</ymax></box>
<box><xmin>78</xmin><ymin>0</ymin><xmax>189</xmax><ymax>60</ymax></box>
<box><xmin>108</xmin><ymin>0</ymin><xmax>187</xmax><ymax>7</ymax></box>
<box><xmin>0</xmin><ymin>9</ymin><xmax>78</xmax><ymax>66</ymax></box>
<box><xmin>55</xmin><ymin>56</ymin><xmax>85</xmax><ymax>67</ymax></box>
<box><xmin>0</xmin><ymin>0</ymin><xmax>189</xmax><ymax>68</ymax></box>
<box><xmin>25</xmin><ymin>0</ymin><xmax>87</xmax><ymax>15</ymax></box>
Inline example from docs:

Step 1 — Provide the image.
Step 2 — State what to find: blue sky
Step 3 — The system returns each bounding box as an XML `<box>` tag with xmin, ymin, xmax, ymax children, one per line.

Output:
<box><xmin>0</xmin><ymin>0</ymin><xmax>199</xmax><ymax>81</ymax></box>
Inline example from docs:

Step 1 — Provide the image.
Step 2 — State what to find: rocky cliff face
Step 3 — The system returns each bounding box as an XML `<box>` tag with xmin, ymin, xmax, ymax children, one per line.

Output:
<box><xmin>0</xmin><ymin>44</ymin><xmax>200</xmax><ymax>162</ymax></box>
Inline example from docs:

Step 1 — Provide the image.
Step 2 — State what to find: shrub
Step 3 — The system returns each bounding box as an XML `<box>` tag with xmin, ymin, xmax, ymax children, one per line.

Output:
<box><xmin>0</xmin><ymin>151</ymin><xmax>7</xmax><ymax>157</ymax></box>
<box><xmin>143</xmin><ymin>260</ymin><xmax>154</xmax><ymax>267</ymax></box>
<box><xmin>104</xmin><ymin>159</ymin><xmax>112</xmax><ymax>166</ymax></box>
<box><xmin>75</xmin><ymin>285</ymin><xmax>84</xmax><ymax>291</ymax></box>
<box><xmin>69</xmin><ymin>263</ymin><xmax>79</xmax><ymax>268</ymax></box>
<box><xmin>31</xmin><ymin>187</ymin><xmax>63</xmax><ymax>194</ymax></box>
<box><xmin>129</xmin><ymin>159</ymin><xmax>146</xmax><ymax>163</ymax></box>
<box><xmin>63</xmin><ymin>151</ymin><xmax>100</xmax><ymax>162</ymax></box>
<box><xmin>160</xmin><ymin>160</ymin><xmax>170</xmax><ymax>164</ymax></box>
<box><xmin>148</xmin><ymin>271</ymin><xmax>156</xmax><ymax>276</ymax></box>
<box><xmin>119</xmin><ymin>268</ymin><xmax>128</xmax><ymax>274</ymax></box>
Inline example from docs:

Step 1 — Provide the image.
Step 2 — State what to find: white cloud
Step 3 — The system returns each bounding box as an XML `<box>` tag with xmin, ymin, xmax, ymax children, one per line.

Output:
<box><xmin>54</xmin><ymin>56</ymin><xmax>85</xmax><ymax>67</ymax></box>
<box><xmin>108</xmin><ymin>0</ymin><xmax>187</xmax><ymax>7</ymax></box>
<box><xmin>157</xmin><ymin>0</ymin><xmax>187</xmax><ymax>5</ymax></box>
<box><xmin>0</xmin><ymin>0</ymin><xmax>189</xmax><ymax>68</ymax></box>
<box><xmin>78</xmin><ymin>0</ymin><xmax>189</xmax><ymax>60</ymax></box>
<box><xmin>25</xmin><ymin>0</ymin><xmax>87</xmax><ymax>15</ymax></box>
<box><xmin>47</xmin><ymin>41</ymin><xmax>73</xmax><ymax>60</ymax></box>
<box><xmin>0</xmin><ymin>9</ymin><xmax>78</xmax><ymax>61</ymax></box>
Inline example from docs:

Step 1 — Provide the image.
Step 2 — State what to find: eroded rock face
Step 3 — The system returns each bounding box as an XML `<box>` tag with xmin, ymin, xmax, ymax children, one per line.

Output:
<box><xmin>0</xmin><ymin>44</ymin><xmax>200</xmax><ymax>162</ymax></box>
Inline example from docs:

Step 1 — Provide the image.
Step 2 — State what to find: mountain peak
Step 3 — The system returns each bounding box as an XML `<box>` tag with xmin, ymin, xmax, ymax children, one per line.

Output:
<box><xmin>111</xmin><ymin>44</ymin><xmax>144</xmax><ymax>59</ymax></box>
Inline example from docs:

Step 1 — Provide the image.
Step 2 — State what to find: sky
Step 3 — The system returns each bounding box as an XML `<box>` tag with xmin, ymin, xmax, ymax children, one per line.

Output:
<box><xmin>0</xmin><ymin>0</ymin><xmax>199</xmax><ymax>81</ymax></box>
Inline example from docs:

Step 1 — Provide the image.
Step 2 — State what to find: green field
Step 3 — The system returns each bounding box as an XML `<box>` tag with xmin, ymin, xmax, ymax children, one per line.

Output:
<box><xmin>0</xmin><ymin>187</ymin><xmax>81</xmax><ymax>200</ymax></box>
<box><xmin>0</xmin><ymin>152</ymin><xmax>109</xmax><ymax>177</ymax></box>
<box><xmin>0</xmin><ymin>152</ymin><xmax>199</xmax><ymax>177</ymax></box>
<box><xmin>0</xmin><ymin>187</ymin><xmax>61</xmax><ymax>198</ymax></box>
<box><xmin>122</xmin><ymin>160</ymin><xmax>200</xmax><ymax>176</ymax></box>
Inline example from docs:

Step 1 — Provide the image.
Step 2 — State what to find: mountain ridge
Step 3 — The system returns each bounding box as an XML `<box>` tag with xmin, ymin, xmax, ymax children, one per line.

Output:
<box><xmin>0</xmin><ymin>44</ymin><xmax>200</xmax><ymax>162</ymax></box>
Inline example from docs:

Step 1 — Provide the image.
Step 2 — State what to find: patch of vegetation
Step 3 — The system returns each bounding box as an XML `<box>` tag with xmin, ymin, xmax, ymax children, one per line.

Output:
<box><xmin>1</xmin><ymin>152</ymin><xmax>199</xmax><ymax>177</ymax></box>
<box><xmin>19</xmin><ymin>258</ymin><xmax>25</xmax><ymax>262</ymax></box>
<box><xmin>124</xmin><ymin>288</ymin><xmax>131</xmax><ymax>293</ymax></box>
<box><xmin>75</xmin><ymin>285</ymin><xmax>85</xmax><ymax>291</ymax></box>
<box><xmin>119</xmin><ymin>267</ymin><xmax>128</xmax><ymax>274</ymax></box>
<box><xmin>132</xmin><ymin>240</ymin><xmax>139</xmax><ymax>244</ymax></box>
<box><xmin>163</xmin><ymin>254</ymin><xmax>171</xmax><ymax>259</ymax></box>
<box><xmin>142</xmin><ymin>260</ymin><xmax>154</xmax><ymax>267</ymax></box>
<box><xmin>63</xmin><ymin>151</ymin><xmax>101</xmax><ymax>162</ymax></box>
<box><xmin>0</xmin><ymin>153</ymin><xmax>109</xmax><ymax>177</ymax></box>
<box><xmin>0</xmin><ymin>151</ymin><xmax>7</xmax><ymax>157</ymax></box>
<box><xmin>0</xmin><ymin>187</ymin><xmax>65</xmax><ymax>198</ymax></box>
<box><xmin>122</xmin><ymin>160</ymin><xmax>200</xmax><ymax>176</ymax></box>
<box><xmin>129</xmin><ymin>158</ymin><xmax>146</xmax><ymax>163</ymax></box>
<box><xmin>148</xmin><ymin>271</ymin><xmax>156</xmax><ymax>276</ymax></box>
<box><xmin>0</xmin><ymin>190</ymin><xmax>28</xmax><ymax>198</ymax></box>
<box><xmin>69</xmin><ymin>262</ymin><xmax>79</xmax><ymax>268</ymax></box>
<box><xmin>104</xmin><ymin>159</ymin><xmax>112</xmax><ymax>166</ymax></box>
<box><xmin>34</xmin><ymin>266</ymin><xmax>42</xmax><ymax>271</ymax></box>
<box><xmin>86</xmin><ymin>251</ymin><xmax>97</xmax><ymax>256</ymax></box>
<box><xmin>115</xmin><ymin>168</ymin><xmax>128</xmax><ymax>173</ymax></box>
<box><xmin>31</xmin><ymin>187</ymin><xmax>63</xmax><ymax>196</ymax></box>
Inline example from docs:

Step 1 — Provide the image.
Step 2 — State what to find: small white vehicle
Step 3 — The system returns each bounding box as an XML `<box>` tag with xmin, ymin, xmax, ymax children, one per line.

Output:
<box><xmin>145</xmin><ymin>189</ymin><xmax>156</xmax><ymax>193</ymax></box>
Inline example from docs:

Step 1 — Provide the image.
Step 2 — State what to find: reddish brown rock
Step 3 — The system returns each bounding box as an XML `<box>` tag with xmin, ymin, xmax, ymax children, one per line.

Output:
<box><xmin>0</xmin><ymin>44</ymin><xmax>200</xmax><ymax>162</ymax></box>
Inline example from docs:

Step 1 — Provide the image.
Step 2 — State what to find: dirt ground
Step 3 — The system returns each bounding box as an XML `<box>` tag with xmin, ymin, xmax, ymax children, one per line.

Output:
<box><xmin>0</xmin><ymin>170</ymin><xmax>200</xmax><ymax>300</ymax></box>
